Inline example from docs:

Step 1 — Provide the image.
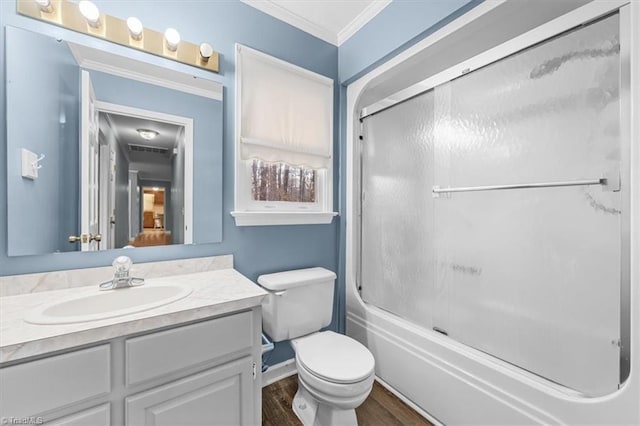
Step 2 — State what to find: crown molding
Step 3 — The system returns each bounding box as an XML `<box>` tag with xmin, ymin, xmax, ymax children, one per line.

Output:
<box><xmin>337</xmin><ymin>0</ymin><xmax>391</xmax><ymax>45</ymax></box>
<box><xmin>241</xmin><ymin>0</ymin><xmax>338</xmax><ymax>45</ymax></box>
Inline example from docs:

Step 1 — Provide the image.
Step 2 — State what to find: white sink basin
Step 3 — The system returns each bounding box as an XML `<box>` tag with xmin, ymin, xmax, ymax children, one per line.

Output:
<box><xmin>25</xmin><ymin>285</ymin><xmax>193</xmax><ymax>325</ymax></box>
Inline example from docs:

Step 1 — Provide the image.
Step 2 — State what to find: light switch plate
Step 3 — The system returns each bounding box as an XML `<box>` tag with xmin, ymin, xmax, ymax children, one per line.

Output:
<box><xmin>21</xmin><ymin>148</ymin><xmax>38</xmax><ymax>180</ymax></box>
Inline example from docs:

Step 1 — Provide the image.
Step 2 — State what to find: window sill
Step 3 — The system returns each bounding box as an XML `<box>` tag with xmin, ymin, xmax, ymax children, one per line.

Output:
<box><xmin>230</xmin><ymin>211</ymin><xmax>338</xmax><ymax>226</ymax></box>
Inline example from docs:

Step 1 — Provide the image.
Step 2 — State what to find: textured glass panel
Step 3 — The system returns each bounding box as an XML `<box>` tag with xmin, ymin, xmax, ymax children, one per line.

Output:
<box><xmin>360</xmin><ymin>13</ymin><xmax>622</xmax><ymax>396</ymax></box>
<box><xmin>361</xmin><ymin>92</ymin><xmax>435</xmax><ymax>328</ymax></box>
<box><xmin>434</xmin><ymin>15</ymin><xmax>620</xmax><ymax>188</ymax></box>
<box><xmin>433</xmin><ymin>14</ymin><xmax>621</xmax><ymax>395</ymax></box>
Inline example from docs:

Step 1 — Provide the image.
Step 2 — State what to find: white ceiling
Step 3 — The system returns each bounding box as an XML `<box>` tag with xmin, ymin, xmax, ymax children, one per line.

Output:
<box><xmin>100</xmin><ymin>112</ymin><xmax>184</xmax><ymax>181</ymax></box>
<box><xmin>242</xmin><ymin>0</ymin><xmax>391</xmax><ymax>46</ymax></box>
<box><xmin>105</xmin><ymin>113</ymin><xmax>183</xmax><ymax>152</ymax></box>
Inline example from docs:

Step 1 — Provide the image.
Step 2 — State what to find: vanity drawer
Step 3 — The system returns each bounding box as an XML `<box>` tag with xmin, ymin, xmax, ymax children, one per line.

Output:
<box><xmin>126</xmin><ymin>311</ymin><xmax>253</xmax><ymax>386</ymax></box>
<box><xmin>0</xmin><ymin>345</ymin><xmax>110</xmax><ymax>418</ymax></box>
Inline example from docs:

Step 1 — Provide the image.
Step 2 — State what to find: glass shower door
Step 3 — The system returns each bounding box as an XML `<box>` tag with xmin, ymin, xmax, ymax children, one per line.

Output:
<box><xmin>432</xmin><ymin>14</ymin><xmax>621</xmax><ymax>396</ymax></box>
<box><xmin>360</xmin><ymin>92</ymin><xmax>436</xmax><ymax>329</ymax></box>
<box><xmin>360</xmin><ymin>13</ymin><xmax>623</xmax><ymax>396</ymax></box>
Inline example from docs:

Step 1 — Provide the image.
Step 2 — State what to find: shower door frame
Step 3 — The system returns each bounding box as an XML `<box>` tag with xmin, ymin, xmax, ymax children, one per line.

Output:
<box><xmin>356</xmin><ymin>3</ymin><xmax>631</xmax><ymax>392</ymax></box>
<box><xmin>346</xmin><ymin>0</ymin><xmax>638</xmax><ymax>423</ymax></box>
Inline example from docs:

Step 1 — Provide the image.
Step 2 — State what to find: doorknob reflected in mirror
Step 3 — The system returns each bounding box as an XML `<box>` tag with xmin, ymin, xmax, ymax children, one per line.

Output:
<box><xmin>68</xmin><ymin>234</ymin><xmax>102</xmax><ymax>243</ymax></box>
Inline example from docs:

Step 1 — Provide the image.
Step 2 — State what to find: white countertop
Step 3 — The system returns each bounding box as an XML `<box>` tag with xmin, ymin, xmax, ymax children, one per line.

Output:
<box><xmin>0</xmin><ymin>269</ymin><xmax>267</xmax><ymax>363</ymax></box>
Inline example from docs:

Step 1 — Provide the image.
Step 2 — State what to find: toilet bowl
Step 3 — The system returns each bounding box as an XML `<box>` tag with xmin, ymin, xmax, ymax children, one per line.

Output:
<box><xmin>292</xmin><ymin>331</ymin><xmax>375</xmax><ymax>425</ymax></box>
<box><xmin>258</xmin><ymin>267</ymin><xmax>376</xmax><ymax>426</ymax></box>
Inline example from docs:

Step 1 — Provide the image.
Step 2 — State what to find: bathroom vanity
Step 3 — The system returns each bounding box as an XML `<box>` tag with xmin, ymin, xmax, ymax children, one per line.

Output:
<box><xmin>0</xmin><ymin>265</ymin><xmax>267</xmax><ymax>425</ymax></box>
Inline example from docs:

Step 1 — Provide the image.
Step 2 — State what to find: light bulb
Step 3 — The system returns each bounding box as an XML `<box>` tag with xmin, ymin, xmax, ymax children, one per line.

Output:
<box><xmin>199</xmin><ymin>43</ymin><xmax>213</xmax><ymax>60</ymax></box>
<box><xmin>78</xmin><ymin>0</ymin><xmax>100</xmax><ymax>27</ymax></box>
<box><xmin>164</xmin><ymin>28</ymin><xmax>180</xmax><ymax>51</ymax></box>
<box><xmin>35</xmin><ymin>0</ymin><xmax>52</xmax><ymax>12</ymax></box>
<box><xmin>127</xmin><ymin>17</ymin><xmax>143</xmax><ymax>40</ymax></box>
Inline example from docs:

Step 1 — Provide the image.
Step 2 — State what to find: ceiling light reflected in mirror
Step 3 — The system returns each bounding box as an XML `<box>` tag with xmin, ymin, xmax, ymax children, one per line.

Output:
<box><xmin>137</xmin><ymin>129</ymin><xmax>160</xmax><ymax>140</ymax></box>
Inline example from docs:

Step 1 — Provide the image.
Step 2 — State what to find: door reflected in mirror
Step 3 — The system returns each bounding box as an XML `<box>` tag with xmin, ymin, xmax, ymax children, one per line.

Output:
<box><xmin>6</xmin><ymin>26</ymin><xmax>223</xmax><ymax>256</ymax></box>
<box><xmin>95</xmin><ymin>108</ymin><xmax>190</xmax><ymax>251</ymax></box>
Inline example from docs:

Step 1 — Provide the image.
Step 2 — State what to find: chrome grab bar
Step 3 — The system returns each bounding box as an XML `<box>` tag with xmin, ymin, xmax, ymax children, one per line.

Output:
<box><xmin>433</xmin><ymin>178</ymin><xmax>607</xmax><ymax>195</ymax></box>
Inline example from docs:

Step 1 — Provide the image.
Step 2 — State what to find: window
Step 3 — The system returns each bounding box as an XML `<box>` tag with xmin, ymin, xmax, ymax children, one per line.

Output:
<box><xmin>232</xmin><ymin>44</ymin><xmax>337</xmax><ymax>226</ymax></box>
<box><xmin>251</xmin><ymin>160</ymin><xmax>316</xmax><ymax>203</ymax></box>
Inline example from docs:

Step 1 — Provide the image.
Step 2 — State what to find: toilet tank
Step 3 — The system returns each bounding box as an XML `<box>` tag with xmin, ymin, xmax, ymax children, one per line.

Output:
<box><xmin>258</xmin><ymin>267</ymin><xmax>336</xmax><ymax>342</ymax></box>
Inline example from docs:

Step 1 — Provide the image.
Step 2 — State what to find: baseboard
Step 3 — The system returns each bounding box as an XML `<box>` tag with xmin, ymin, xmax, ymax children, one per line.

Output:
<box><xmin>262</xmin><ymin>358</ymin><xmax>297</xmax><ymax>387</ymax></box>
<box><xmin>375</xmin><ymin>376</ymin><xmax>443</xmax><ymax>426</ymax></box>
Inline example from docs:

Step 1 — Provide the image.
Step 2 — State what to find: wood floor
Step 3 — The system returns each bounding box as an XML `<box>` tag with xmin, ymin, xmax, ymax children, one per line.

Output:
<box><xmin>129</xmin><ymin>230</ymin><xmax>172</xmax><ymax>247</ymax></box>
<box><xmin>262</xmin><ymin>375</ymin><xmax>432</xmax><ymax>426</ymax></box>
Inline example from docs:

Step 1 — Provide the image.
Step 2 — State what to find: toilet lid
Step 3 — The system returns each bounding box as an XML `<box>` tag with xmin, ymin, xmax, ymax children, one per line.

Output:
<box><xmin>296</xmin><ymin>331</ymin><xmax>375</xmax><ymax>384</ymax></box>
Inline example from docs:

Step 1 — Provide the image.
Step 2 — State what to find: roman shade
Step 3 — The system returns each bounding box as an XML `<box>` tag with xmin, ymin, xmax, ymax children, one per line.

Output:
<box><xmin>237</xmin><ymin>44</ymin><xmax>333</xmax><ymax>169</ymax></box>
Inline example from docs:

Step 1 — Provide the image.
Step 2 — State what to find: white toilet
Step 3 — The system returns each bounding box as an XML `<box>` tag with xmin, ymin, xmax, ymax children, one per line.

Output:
<box><xmin>258</xmin><ymin>267</ymin><xmax>375</xmax><ymax>426</ymax></box>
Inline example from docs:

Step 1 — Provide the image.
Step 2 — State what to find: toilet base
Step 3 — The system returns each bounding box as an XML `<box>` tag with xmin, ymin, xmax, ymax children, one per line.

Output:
<box><xmin>293</xmin><ymin>384</ymin><xmax>358</xmax><ymax>426</ymax></box>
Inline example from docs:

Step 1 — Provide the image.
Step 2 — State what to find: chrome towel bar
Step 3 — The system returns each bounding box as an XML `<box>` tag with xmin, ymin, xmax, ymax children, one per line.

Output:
<box><xmin>433</xmin><ymin>177</ymin><xmax>607</xmax><ymax>195</ymax></box>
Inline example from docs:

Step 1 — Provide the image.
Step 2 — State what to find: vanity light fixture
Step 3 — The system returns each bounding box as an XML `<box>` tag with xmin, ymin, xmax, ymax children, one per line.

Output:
<box><xmin>78</xmin><ymin>0</ymin><xmax>100</xmax><ymax>27</ymax></box>
<box><xmin>126</xmin><ymin>17</ymin><xmax>143</xmax><ymax>40</ymax></box>
<box><xmin>137</xmin><ymin>129</ymin><xmax>159</xmax><ymax>140</ymax></box>
<box><xmin>199</xmin><ymin>43</ymin><xmax>213</xmax><ymax>61</ymax></box>
<box><xmin>19</xmin><ymin>0</ymin><xmax>219</xmax><ymax>73</ymax></box>
<box><xmin>164</xmin><ymin>28</ymin><xmax>180</xmax><ymax>52</ymax></box>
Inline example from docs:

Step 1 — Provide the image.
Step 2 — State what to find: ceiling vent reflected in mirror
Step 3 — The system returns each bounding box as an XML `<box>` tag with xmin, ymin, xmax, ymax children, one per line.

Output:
<box><xmin>128</xmin><ymin>144</ymin><xmax>169</xmax><ymax>155</ymax></box>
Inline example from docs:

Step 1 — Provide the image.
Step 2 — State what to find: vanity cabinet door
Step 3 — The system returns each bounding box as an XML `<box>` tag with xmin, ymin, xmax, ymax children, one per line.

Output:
<box><xmin>46</xmin><ymin>404</ymin><xmax>110</xmax><ymax>426</ymax></box>
<box><xmin>0</xmin><ymin>345</ymin><xmax>110</xmax><ymax>418</ymax></box>
<box><xmin>125</xmin><ymin>356</ymin><xmax>254</xmax><ymax>426</ymax></box>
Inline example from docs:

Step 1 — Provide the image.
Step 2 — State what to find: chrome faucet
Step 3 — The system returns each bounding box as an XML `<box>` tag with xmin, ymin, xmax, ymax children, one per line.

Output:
<box><xmin>99</xmin><ymin>256</ymin><xmax>145</xmax><ymax>290</ymax></box>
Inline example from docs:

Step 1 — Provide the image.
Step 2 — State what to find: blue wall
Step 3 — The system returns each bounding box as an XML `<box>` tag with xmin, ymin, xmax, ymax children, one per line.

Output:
<box><xmin>6</xmin><ymin>26</ymin><xmax>79</xmax><ymax>255</ymax></box>
<box><xmin>1</xmin><ymin>0</ymin><xmax>477</xmax><ymax>365</ymax></box>
<box><xmin>339</xmin><ymin>0</ymin><xmax>479</xmax><ymax>83</ymax></box>
<box><xmin>0</xmin><ymin>0</ymin><xmax>339</xmax><ymax>364</ymax></box>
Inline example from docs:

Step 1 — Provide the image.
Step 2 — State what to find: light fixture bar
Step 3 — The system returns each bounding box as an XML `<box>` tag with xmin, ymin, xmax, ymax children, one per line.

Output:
<box><xmin>17</xmin><ymin>0</ymin><xmax>219</xmax><ymax>73</ymax></box>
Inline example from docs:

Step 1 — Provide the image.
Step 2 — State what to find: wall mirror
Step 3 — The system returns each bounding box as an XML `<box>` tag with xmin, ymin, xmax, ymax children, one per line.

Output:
<box><xmin>6</xmin><ymin>26</ymin><xmax>223</xmax><ymax>256</ymax></box>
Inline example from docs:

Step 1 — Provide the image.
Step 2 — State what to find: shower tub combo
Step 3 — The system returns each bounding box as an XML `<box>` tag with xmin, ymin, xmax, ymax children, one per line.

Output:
<box><xmin>345</xmin><ymin>1</ymin><xmax>639</xmax><ymax>424</ymax></box>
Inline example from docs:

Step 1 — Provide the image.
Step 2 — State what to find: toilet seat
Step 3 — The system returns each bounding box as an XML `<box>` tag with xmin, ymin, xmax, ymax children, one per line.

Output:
<box><xmin>296</xmin><ymin>357</ymin><xmax>375</xmax><ymax>401</ymax></box>
<box><xmin>295</xmin><ymin>331</ymin><xmax>375</xmax><ymax>384</ymax></box>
